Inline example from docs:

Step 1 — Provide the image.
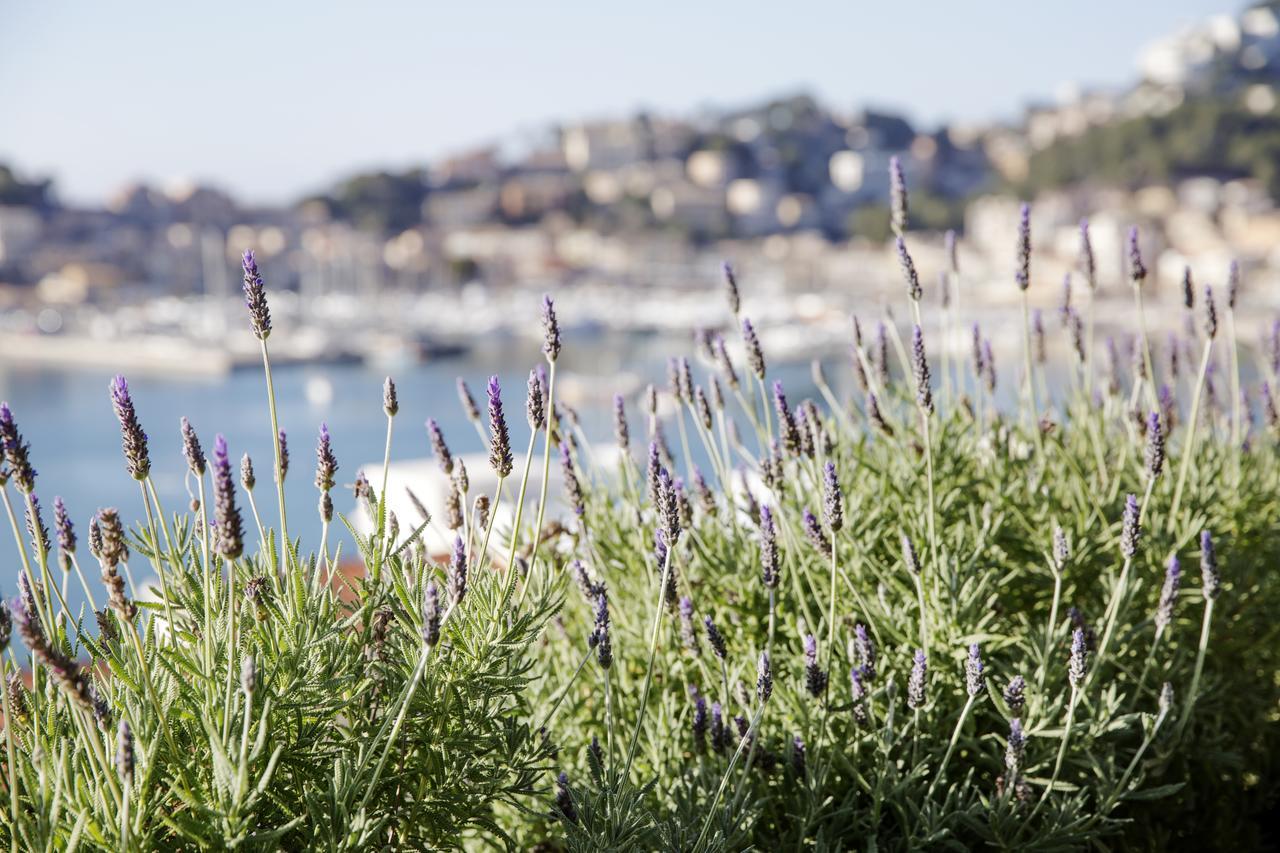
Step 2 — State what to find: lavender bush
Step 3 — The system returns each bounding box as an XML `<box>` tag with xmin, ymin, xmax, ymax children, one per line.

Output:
<box><xmin>4</xmin><ymin>171</ymin><xmax>1280</xmax><ymax>850</ymax></box>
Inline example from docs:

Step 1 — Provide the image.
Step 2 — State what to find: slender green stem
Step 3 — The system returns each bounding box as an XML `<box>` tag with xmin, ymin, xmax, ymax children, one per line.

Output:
<box><xmin>623</xmin><ymin>545</ymin><xmax>674</xmax><ymax>781</ymax></box>
<box><xmin>259</xmin><ymin>339</ymin><xmax>288</xmax><ymax>571</ymax></box>
<box><xmin>1175</xmin><ymin>597</ymin><xmax>1215</xmax><ymax>743</ymax></box>
<box><xmin>927</xmin><ymin>693</ymin><xmax>977</xmax><ymax>797</ymax></box>
<box><xmin>1168</xmin><ymin>342</ymin><xmax>1214</xmax><ymax>533</ymax></box>
<box><xmin>1037</xmin><ymin>686</ymin><xmax>1080</xmax><ymax>809</ymax></box>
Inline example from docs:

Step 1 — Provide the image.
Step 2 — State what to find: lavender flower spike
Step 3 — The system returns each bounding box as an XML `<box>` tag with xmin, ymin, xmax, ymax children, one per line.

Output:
<box><xmin>1069</xmin><ymin>628</ymin><xmax>1088</xmax><ymax>687</ymax></box>
<box><xmin>773</xmin><ymin>380</ymin><xmax>801</xmax><ymax>456</ymax></box>
<box><xmin>1203</xmin><ymin>284</ymin><xmax>1218</xmax><ymax>340</ymax></box>
<box><xmin>1228</xmin><ymin>259</ymin><xmax>1241</xmax><ymax>310</ymax></box>
<box><xmin>704</xmin><ymin>614</ymin><xmax>727</xmax><ymax>660</ymax></box>
<box><xmin>1156</xmin><ymin>555</ymin><xmax>1181</xmax><ymax>631</ymax></box>
<box><xmin>1015</xmin><ymin>202</ymin><xmax>1031</xmax><ymax>291</ymax></box>
<box><xmin>1003</xmin><ymin>675</ymin><xmax>1026</xmax><ymax>716</ymax></box>
<box><xmin>53</xmin><ymin>496</ymin><xmax>74</xmax><ymax>571</ymax></box>
<box><xmin>912</xmin><ymin>325</ymin><xmax>934</xmax><ymax>415</ymax></box>
<box><xmin>383</xmin><ymin>376</ymin><xmax>399</xmax><ymax>418</ymax></box>
<box><xmin>1127</xmin><ymin>226</ymin><xmax>1147</xmax><ymax>286</ymax></box>
<box><xmin>966</xmin><ymin>643</ymin><xmax>985</xmax><ymax>696</ymax></box>
<box><xmin>889</xmin><ymin>155</ymin><xmax>908</xmax><ymax>236</ymax></box>
<box><xmin>487</xmin><ymin>376</ymin><xmax>513</xmax><ymax>477</ymax></box>
<box><xmin>1005</xmin><ymin>718</ymin><xmax>1026</xmax><ymax>779</ymax></box>
<box><xmin>822</xmin><ymin>461</ymin><xmax>843</xmax><ymax>533</ymax></box>
<box><xmin>449</xmin><ymin>535</ymin><xmax>468</xmax><ymax>603</ymax></box>
<box><xmin>0</xmin><ymin>402</ymin><xmax>37</xmax><ymax>493</ymax></box>
<box><xmin>803</xmin><ymin>634</ymin><xmax>828</xmax><ymax>697</ymax></box>
<box><xmin>456</xmin><ymin>379</ymin><xmax>482</xmax><ymax>423</ymax></box>
<box><xmin>759</xmin><ymin>504</ymin><xmax>780</xmax><ymax>589</ymax></box>
<box><xmin>212</xmin><ymin>435</ymin><xmax>245</xmax><ymax>559</ymax></box>
<box><xmin>110</xmin><ymin>375</ymin><xmax>150</xmax><ymax>481</ymax></box>
<box><xmin>241</xmin><ymin>249</ymin><xmax>272</xmax><ymax>340</ymax></box>
<box><xmin>315</xmin><ymin>423</ymin><xmax>338</xmax><ymax>492</ymax></box>
<box><xmin>757</xmin><ymin>650</ymin><xmax>773</xmax><ymax>703</ymax></box>
<box><xmin>1200</xmin><ymin>529</ymin><xmax>1220</xmax><ymax>600</ymax></box>
<box><xmin>802</xmin><ymin>507</ymin><xmax>832</xmax><ymax>558</ymax></box>
<box><xmin>897</xmin><ymin>237</ymin><xmax>922</xmax><ymax>302</ymax></box>
<box><xmin>426</xmin><ymin>418</ymin><xmax>454</xmax><ymax>475</ymax></box>
<box><xmin>1145</xmin><ymin>411</ymin><xmax>1165</xmax><ymax>480</ymax></box>
<box><xmin>276</xmin><ymin>430</ymin><xmax>289</xmax><ymax>483</ymax></box>
<box><xmin>742</xmin><ymin>317</ymin><xmax>766</xmax><ymax>380</ymax></box>
<box><xmin>181</xmin><ymin>417</ymin><xmax>206</xmax><ymax>477</ymax></box>
<box><xmin>722</xmin><ymin>261</ymin><xmax>741</xmax><ymax>315</ymax></box>
<box><xmin>526</xmin><ymin>369</ymin><xmax>546</xmax><ymax>430</ymax></box>
<box><xmin>1120</xmin><ymin>493</ymin><xmax>1140</xmax><ymax>559</ymax></box>
<box><xmin>1078</xmin><ymin>219</ymin><xmax>1097</xmax><ymax>291</ymax></box>
<box><xmin>612</xmin><ymin>393</ymin><xmax>629</xmax><ymax>452</ymax></box>
<box><xmin>907</xmin><ymin>649</ymin><xmax>927</xmax><ymax>709</ymax></box>
<box><xmin>541</xmin><ymin>294</ymin><xmax>561</xmax><ymax>362</ymax></box>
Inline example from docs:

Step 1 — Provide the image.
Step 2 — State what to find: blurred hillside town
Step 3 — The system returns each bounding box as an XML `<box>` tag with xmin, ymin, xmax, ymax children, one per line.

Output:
<box><xmin>4</xmin><ymin>3</ymin><xmax>1280</xmax><ymax>376</ymax></box>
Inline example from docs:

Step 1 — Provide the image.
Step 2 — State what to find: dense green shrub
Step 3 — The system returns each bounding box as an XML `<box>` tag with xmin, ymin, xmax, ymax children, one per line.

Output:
<box><xmin>3</xmin><ymin>218</ymin><xmax>1280</xmax><ymax>850</ymax></box>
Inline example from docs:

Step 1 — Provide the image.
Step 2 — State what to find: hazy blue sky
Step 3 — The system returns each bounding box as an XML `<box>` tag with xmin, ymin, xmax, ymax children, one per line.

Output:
<box><xmin>0</xmin><ymin>1</ymin><xmax>1235</xmax><ymax>204</ymax></box>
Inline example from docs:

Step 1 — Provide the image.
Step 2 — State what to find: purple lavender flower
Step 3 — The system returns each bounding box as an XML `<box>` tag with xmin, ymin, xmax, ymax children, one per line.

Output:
<box><xmin>692</xmin><ymin>689</ymin><xmax>709</xmax><ymax>749</ymax></box>
<box><xmin>1120</xmin><ymin>493</ymin><xmax>1140</xmax><ymax>559</ymax></box>
<box><xmin>486</xmin><ymin>376</ymin><xmax>513</xmax><ymax>478</ymax></box>
<box><xmin>554</xmin><ymin>772</ymin><xmax>577</xmax><ymax>824</ymax></box>
<box><xmin>448</xmin><ymin>535</ymin><xmax>468</xmax><ymax>604</ymax></box>
<box><xmin>96</xmin><ymin>507</ymin><xmax>128</xmax><ymax>569</ymax></box>
<box><xmin>115</xmin><ymin>719</ymin><xmax>134</xmax><ymax>784</ymax></box>
<box><xmin>875</xmin><ymin>322</ymin><xmax>890</xmax><ymax>386</ymax></box>
<box><xmin>426</xmin><ymin>418</ymin><xmax>454</xmax><ymax>475</ymax></box>
<box><xmin>276</xmin><ymin>429</ymin><xmax>289</xmax><ymax>483</ymax></box>
<box><xmin>53</xmin><ymin>496</ymin><xmax>75</xmax><ymax>563</ymax></box>
<box><xmin>1203</xmin><ymin>284</ymin><xmax>1218</xmax><ymax>340</ymax></box>
<box><xmin>966</xmin><ymin>643</ymin><xmax>985</xmax><ymax>696</ymax></box>
<box><xmin>1033</xmin><ymin>308</ymin><xmax>1046</xmax><ymax>364</ymax></box>
<box><xmin>1078</xmin><ymin>219</ymin><xmax>1097</xmax><ymax>290</ymax></box>
<box><xmin>594</xmin><ymin>592</ymin><xmax>612</xmax><ymax>669</ymax></box>
<box><xmin>560</xmin><ymin>443</ymin><xmax>584</xmax><ymax>517</ymax></box>
<box><xmin>0</xmin><ymin>402</ymin><xmax>37</xmax><ymax>493</ymax></box>
<box><xmin>1059</xmin><ymin>274</ymin><xmax>1073</xmax><ymax>325</ymax></box>
<box><xmin>1182</xmin><ymin>266</ymin><xmax>1195</xmax><ymax>309</ymax></box>
<box><xmin>180</xmin><ymin>417</ymin><xmax>206</xmax><ymax>478</ymax></box>
<box><xmin>854</xmin><ymin>623</ymin><xmax>876</xmax><ymax>680</ymax></box>
<box><xmin>710</xmin><ymin>701</ymin><xmax>727</xmax><ymax>753</ymax></box>
<box><xmin>656</xmin><ymin>468</ymin><xmax>681</xmax><ymax>550</ymax></box>
<box><xmin>912</xmin><ymin>325</ymin><xmax>933</xmax><ymax>415</ymax></box>
<box><xmin>907</xmin><ymin>649</ymin><xmax>927</xmax><ymax>709</ymax></box>
<box><xmin>897</xmin><ymin>237</ymin><xmax>922</xmax><ymax>302</ymax></box>
<box><xmin>541</xmin><ymin>295</ymin><xmax>561</xmax><ymax>362</ymax></box>
<box><xmin>25</xmin><ymin>494</ymin><xmax>49</xmax><ymax>556</ymax></box>
<box><xmin>524</xmin><ymin>369</ymin><xmax>546</xmax><ymax>431</ymax></box>
<box><xmin>240</xmin><ymin>453</ymin><xmax>256</xmax><ymax>491</ymax></box>
<box><xmin>315</xmin><ymin>423</ymin><xmax>338</xmax><ymax>494</ymax></box>
<box><xmin>722</xmin><ymin>261</ymin><xmax>741</xmax><ymax>315</ymax></box>
<box><xmin>1200</xmin><ymin>529</ymin><xmax>1220</xmax><ymax>600</ymax></box>
<box><xmin>382</xmin><ymin>376</ymin><xmax>398</xmax><ymax>418</ymax></box>
<box><xmin>822</xmin><ymin>461</ymin><xmax>843</xmax><ymax>533</ymax></box>
<box><xmin>1127</xmin><ymin>226</ymin><xmax>1147</xmax><ymax>286</ymax></box>
<box><xmin>901</xmin><ymin>533</ymin><xmax>921</xmax><ymax>576</ymax></box>
<box><xmin>211</xmin><ymin>435</ymin><xmax>244</xmax><ymax>560</ymax></box>
<box><xmin>679</xmin><ymin>596</ymin><xmax>701</xmax><ymax>657</ymax></box>
<box><xmin>773</xmin><ymin>381</ymin><xmax>801</xmax><ymax>456</ymax></box>
<box><xmin>241</xmin><ymin>249</ymin><xmax>271</xmax><ymax>340</ymax></box>
<box><xmin>704</xmin><ymin>614</ymin><xmax>727</xmax><ymax>660</ymax></box>
<box><xmin>803</xmin><ymin>634</ymin><xmax>828</xmax><ymax>698</ymax></box>
<box><xmin>760</xmin><ymin>504</ymin><xmax>779</xmax><ymax>589</ymax></box>
<box><xmin>1015</xmin><ymin>203</ymin><xmax>1031</xmax><ymax>291</ymax></box>
<box><xmin>742</xmin><ymin>317</ymin><xmax>766</xmax><ymax>380</ymax></box>
<box><xmin>1145</xmin><ymin>412</ymin><xmax>1165</xmax><ymax>480</ymax></box>
<box><xmin>110</xmin><ymin>375</ymin><xmax>150</xmax><ymax>481</ymax></box>
<box><xmin>12</xmin><ymin>598</ymin><xmax>94</xmax><ymax>713</ymax></box>
<box><xmin>983</xmin><ymin>339</ymin><xmax>997</xmax><ymax>392</ymax></box>
<box><xmin>1005</xmin><ymin>718</ymin><xmax>1026</xmax><ymax>779</ymax></box>
<box><xmin>757</xmin><ymin>650</ymin><xmax>773</xmax><ymax>703</ymax></box>
<box><xmin>802</xmin><ymin>507</ymin><xmax>831</xmax><ymax>558</ymax></box>
<box><xmin>1156</xmin><ymin>555</ymin><xmax>1181</xmax><ymax>631</ymax></box>
<box><xmin>849</xmin><ymin>666</ymin><xmax>869</xmax><ymax>726</ymax></box>
<box><xmin>1069</xmin><ymin>628</ymin><xmax>1087</xmax><ymax>687</ymax></box>
<box><xmin>610</xmin><ymin>393</ymin><xmax>630</xmax><ymax>454</ymax></box>
<box><xmin>422</xmin><ymin>581</ymin><xmax>441</xmax><ymax>646</ymax></box>
<box><xmin>1228</xmin><ymin>260</ymin><xmax>1241</xmax><ymax>310</ymax></box>
<box><xmin>456</xmin><ymin>379</ymin><xmax>481</xmax><ymax>424</ymax></box>
<box><xmin>1003</xmin><ymin>675</ymin><xmax>1026</xmax><ymax>716</ymax></box>
<box><xmin>890</xmin><ymin>155</ymin><xmax>908</xmax><ymax>236</ymax></box>
<box><xmin>1053</xmin><ymin>526</ymin><xmax>1070</xmax><ymax>572</ymax></box>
